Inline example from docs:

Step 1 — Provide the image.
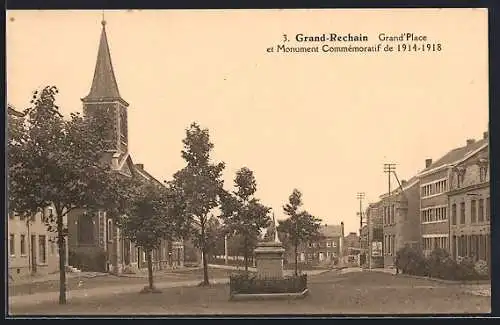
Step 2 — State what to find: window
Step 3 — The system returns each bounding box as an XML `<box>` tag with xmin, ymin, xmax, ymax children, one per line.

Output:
<box><xmin>312</xmin><ymin>243</ymin><xmax>317</xmax><ymax>248</ymax></box>
<box><xmin>480</xmin><ymin>166</ymin><xmax>488</xmax><ymax>182</ymax></box>
<box><xmin>478</xmin><ymin>199</ymin><xmax>484</xmax><ymax>222</ymax></box>
<box><xmin>486</xmin><ymin>198</ymin><xmax>490</xmax><ymax>221</ymax></box>
<box><xmin>39</xmin><ymin>235</ymin><xmax>47</xmax><ymax>264</ymax></box>
<box><xmin>326</xmin><ymin>242</ymin><xmax>331</xmax><ymax>247</ymax></box>
<box><xmin>471</xmin><ymin>200</ymin><xmax>477</xmax><ymax>223</ymax></box>
<box><xmin>20</xmin><ymin>234</ymin><xmax>26</xmax><ymax>256</ymax></box>
<box><xmin>9</xmin><ymin>234</ymin><xmax>15</xmax><ymax>256</ymax></box>
<box><xmin>107</xmin><ymin>219</ymin><xmax>113</xmax><ymax>243</ymax></box>
<box><xmin>308</xmin><ymin>243</ymin><xmax>312</xmax><ymax>248</ymax></box>
<box><xmin>460</xmin><ymin>202</ymin><xmax>466</xmax><ymax>224</ymax></box>
<box><xmin>331</xmin><ymin>241</ymin><xmax>337</xmax><ymax>247</ymax></box>
<box><xmin>451</xmin><ymin>204</ymin><xmax>457</xmax><ymax>225</ymax></box>
<box><xmin>78</xmin><ymin>213</ymin><xmax>95</xmax><ymax>244</ymax></box>
<box><xmin>50</xmin><ymin>241</ymin><xmax>56</xmax><ymax>255</ymax></box>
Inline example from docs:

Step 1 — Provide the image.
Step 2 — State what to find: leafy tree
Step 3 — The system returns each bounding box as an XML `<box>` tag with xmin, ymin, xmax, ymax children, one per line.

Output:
<box><xmin>220</xmin><ymin>167</ymin><xmax>271</xmax><ymax>272</ymax></box>
<box><xmin>116</xmin><ymin>180</ymin><xmax>188</xmax><ymax>293</ymax></box>
<box><xmin>8</xmin><ymin>86</ymin><xmax>126</xmax><ymax>304</ymax></box>
<box><xmin>172</xmin><ymin>122</ymin><xmax>225</xmax><ymax>286</ymax></box>
<box><xmin>278</xmin><ymin>189</ymin><xmax>322</xmax><ymax>275</ymax></box>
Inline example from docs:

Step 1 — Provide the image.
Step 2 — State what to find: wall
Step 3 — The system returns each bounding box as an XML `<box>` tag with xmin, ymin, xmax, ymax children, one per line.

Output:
<box><xmin>8</xmin><ymin>210</ymin><xmax>67</xmax><ymax>278</ymax></box>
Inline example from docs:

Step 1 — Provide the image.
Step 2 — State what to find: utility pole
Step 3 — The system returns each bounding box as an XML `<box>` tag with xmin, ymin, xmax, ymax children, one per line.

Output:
<box><xmin>383</xmin><ymin>163</ymin><xmax>396</xmax><ymax>260</ymax></box>
<box><xmin>367</xmin><ymin>207</ymin><xmax>372</xmax><ymax>270</ymax></box>
<box><xmin>357</xmin><ymin>192</ymin><xmax>365</xmax><ymax>266</ymax></box>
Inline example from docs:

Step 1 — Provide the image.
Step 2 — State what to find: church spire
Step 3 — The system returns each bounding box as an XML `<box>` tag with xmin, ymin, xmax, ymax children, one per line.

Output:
<box><xmin>82</xmin><ymin>18</ymin><xmax>125</xmax><ymax>104</ymax></box>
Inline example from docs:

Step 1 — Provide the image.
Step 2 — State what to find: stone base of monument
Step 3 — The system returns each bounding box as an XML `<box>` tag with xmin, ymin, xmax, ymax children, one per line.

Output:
<box><xmin>229</xmin><ymin>241</ymin><xmax>308</xmax><ymax>301</ymax></box>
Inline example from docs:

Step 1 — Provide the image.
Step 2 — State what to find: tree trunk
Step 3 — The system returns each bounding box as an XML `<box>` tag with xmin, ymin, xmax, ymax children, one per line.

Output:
<box><xmin>202</xmin><ymin>249</ymin><xmax>209</xmax><ymax>285</ymax></box>
<box><xmin>294</xmin><ymin>243</ymin><xmax>298</xmax><ymax>276</ymax></box>
<box><xmin>244</xmin><ymin>237</ymin><xmax>248</xmax><ymax>273</ymax></box>
<box><xmin>146</xmin><ymin>249</ymin><xmax>154</xmax><ymax>290</ymax></box>
<box><xmin>57</xmin><ymin>212</ymin><xmax>67</xmax><ymax>304</ymax></box>
<box><xmin>200</xmin><ymin>221</ymin><xmax>209</xmax><ymax>286</ymax></box>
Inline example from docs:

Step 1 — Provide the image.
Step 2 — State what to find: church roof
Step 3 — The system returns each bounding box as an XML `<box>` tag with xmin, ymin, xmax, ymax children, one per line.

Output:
<box><xmin>82</xmin><ymin>20</ymin><xmax>128</xmax><ymax>106</ymax></box>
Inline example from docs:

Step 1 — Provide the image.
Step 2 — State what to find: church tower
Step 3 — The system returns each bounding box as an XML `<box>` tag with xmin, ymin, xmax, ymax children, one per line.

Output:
<box><xmin>82</xmin><ymin>19</ymin><xmax>130</xmax><ymax>172</ymax></box>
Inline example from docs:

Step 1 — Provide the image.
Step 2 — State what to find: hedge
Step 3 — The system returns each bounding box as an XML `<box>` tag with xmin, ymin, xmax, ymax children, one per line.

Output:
<box><xmin>395</xmin><ymin>246</ymin><xmax>489</xmax><ymax>281</ymax></box>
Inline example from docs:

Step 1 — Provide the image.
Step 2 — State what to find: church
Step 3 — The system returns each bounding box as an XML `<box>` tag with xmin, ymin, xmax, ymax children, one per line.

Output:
<box><xmin>66</xmin><ymin>19</ymin><xmax>184</xmax><ymax>274</ymax></box>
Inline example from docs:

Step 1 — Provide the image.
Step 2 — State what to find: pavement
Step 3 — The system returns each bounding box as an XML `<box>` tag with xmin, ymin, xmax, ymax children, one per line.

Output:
<box><xmin>9</xmin><ymin>277</ymin><xmax>230</xmax><ymax>308</ymax></box>
<box><xmin>9</xmin><ymin>268</ymin><xmax>491</xmax><ymax>315</ymax></box>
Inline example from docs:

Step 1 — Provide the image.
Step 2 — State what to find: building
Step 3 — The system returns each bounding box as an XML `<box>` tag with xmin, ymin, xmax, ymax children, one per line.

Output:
<box><xmin>66</xmin><ymin>19</ymin><xmax>184</xmax><ymax>274</ymax></box>
<box><xmin>379</xmin><ymin>176</ymin><xmax>421</xmax><ymax>266</ymax></box>
<box><xmin>7</xmin><ymin>105</ymin><xmax>68</xmax><ymax>278</ymax></box>
<box><xmin>343</xmin><ymin>231</ymin><xmax>361</xmax><ymax>266</ymax></box>
<box><xmin>417</xmin><ymin>135</ymin><xmax>488</xmax><ymax>256</ymax></box>
<box><xmin>365</xmin><ymin>202</ymin><xmax>384</xmax><ymax>268</ymax></box>
<box><xmin>448</xmin><ymin>132</ymin><xmax>490</xmax><ymax>271</ymax></box>
<box><xmin>291</xmin><ymin>223</ymin><xmax>344</xmax><ymax>266</ymax></box>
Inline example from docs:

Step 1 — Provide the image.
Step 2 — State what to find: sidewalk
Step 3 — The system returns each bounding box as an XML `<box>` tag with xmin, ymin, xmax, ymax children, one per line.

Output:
<box><xmin>9</xmin><ymin>271</ymin><xmax>109</xmax><ymax>285</ymax></box>
<box><xmin>9</xmin><ymin>277</ymin><xmax>229</xmax><ymax>308</ymax></box>
<box><xmin>208</xmin><ymin>264</ymin><xmax>330</xmax><ymax>276</ymax></box>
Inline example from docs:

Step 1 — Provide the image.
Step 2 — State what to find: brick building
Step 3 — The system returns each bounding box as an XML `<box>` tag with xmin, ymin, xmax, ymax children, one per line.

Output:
<box><xmin>66</xmin><ymin>19</ymin><xmax>184</xmax><ymax>274</ymax></box>
<box><xmin>448</xmin><ymin>132</ymin><xmax>490</xmax><ymax>270</ymax></box>
<box><xmin>418</xmin><ymin>136</ymin><xmax>487</xmax><ymax>256</ymax></box>
<box><xmin>290</xmin><ymin>223</ymin><xmax>344</xmax><ymax>266</ymax></box>
<box><xmin>343</xmin><ymin>231</ymin><xmax>360</xmax><ymax>265</ymax></box>
<box><xmin>380</xmin><ymin>176</ymin><xmax>421</xmax><ymax>266</ymax></box>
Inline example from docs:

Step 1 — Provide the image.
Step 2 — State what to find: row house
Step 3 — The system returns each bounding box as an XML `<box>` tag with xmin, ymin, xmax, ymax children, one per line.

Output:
<box><xmin>291</xmin><ymin>223</ymin><xmax>344</xmax><ymax>266</ymax></box>
<box><xmin>7</xmin><ymin>105</ymin><xmax>66</xmax><ymax>278</ymax></box>
<box><xmin>448</xmin><ymin>132</ymin><xmax>490</xmax><ymax>270</ymax></box>
<box><xmin>67</xmin><ymin>19</ymin><xmax>184</xmax><ymax>274</ymax></box>
<box><xmin>379</xmin><ymin>177</ymin><xmax>421</xmax><ymax>266</ymax></box>
<box><xmin>417</xmin><ymin>135</ymin><xmax>488</xmax><ymax>256</ymax></box>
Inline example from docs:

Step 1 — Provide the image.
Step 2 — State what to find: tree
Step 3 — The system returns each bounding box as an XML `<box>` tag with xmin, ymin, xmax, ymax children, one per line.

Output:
<box><xmin>116</xmin><ymin>180</ymin><xmax>187</xmax><ymax>293</ymax></box>
<box><xmin>172</xmin><ymin>122</ymin><xmax>225</xmax><ymax>286</ymax></box>
<box><xmin>8</xmin><ymin>86</ymin><xmax>126</xmax><ymax>304</ymax></box>
<box><xmin>278</xmin><ymin>189</ymin><xmax>322</xmax><ymax>275</ymax></box>
<box><xmin>220</xmin><ymin>167</ymin><xmax>271</xmax><ymax>272</ymax></box>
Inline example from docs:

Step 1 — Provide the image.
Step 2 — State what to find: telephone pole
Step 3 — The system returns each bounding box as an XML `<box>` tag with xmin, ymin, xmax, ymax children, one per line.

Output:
<box><xmin>357</xmin><ymin>192</ymin><xmax>365</xmax><ymax>266</ymax></box>
<box><xmin>383</xmin><ymin>163</ymin><xmax>396</xmax><ymax>258</ymax></box>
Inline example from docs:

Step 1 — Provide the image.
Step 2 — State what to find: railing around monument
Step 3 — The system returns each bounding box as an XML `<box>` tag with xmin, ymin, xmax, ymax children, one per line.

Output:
<box><xmin>229</xmin><ymin>273</ymin><xmax>307</xmax><ymax>294</ymax></box>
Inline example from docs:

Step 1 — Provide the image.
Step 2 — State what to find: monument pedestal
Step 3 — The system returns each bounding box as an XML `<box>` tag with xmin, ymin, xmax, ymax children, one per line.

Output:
<box><xmin>254</xmin><ymin>241</ymin><xmax>285</xmax><ymax>279</ymax></box>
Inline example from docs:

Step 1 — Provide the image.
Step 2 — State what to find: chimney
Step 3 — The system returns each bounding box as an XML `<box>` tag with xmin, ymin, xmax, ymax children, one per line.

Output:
<box><xmin>135</xmin><ymin>163</ymin><xmax>144</xmax><ymax>170</ymax></box>
<box><xmin>401</xmin><ymin>179</ymin><xmax>407</xmax><ymax>186</ymax></box>
<box><xmin>466</xmin><ymin>139</ymin><xmax>475</xmax><ymax>146</ymax></box>
<box><xmin>483</xmin><ymin>131</ymin><xmax>489</xmax><ymax>139</ymax></box>
<box><xmin>425</xmin><ymin>159</ymin><xmax>432</xmax><ymax>168</ymax></box>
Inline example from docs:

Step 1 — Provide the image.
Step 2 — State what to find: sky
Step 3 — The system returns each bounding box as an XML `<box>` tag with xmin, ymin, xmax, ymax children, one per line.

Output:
<box><xmin>6</xmin><ymin>9</ymin><xmax>488</xmax><ymax>234</ymax></box>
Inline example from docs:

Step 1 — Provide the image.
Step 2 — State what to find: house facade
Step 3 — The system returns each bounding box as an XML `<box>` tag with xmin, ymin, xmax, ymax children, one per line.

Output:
<box><xmin>417</xmin><ymin>136</ymin><xmax>488</xmax><ymax>256</ymax></box>
<box><xmin>365</xmin><ymin>202</ymin><xmax>384</xmax><ymax>268</ymax></box>
<box><xmin>7</xmin><ymin>106</ymin><xmax>67</xmax><ymax>278</ymax></box>
<box><xmin>448</xmin><ymin>133</ymin><xmax>490</xmax><ymax>271</ymax></box>
<box><xmin>66</xmin><ymin>19</ymin><xmax>184</xmax><ymax>274</ymax></box>
<box><xmin>291</xmin><ymin>224</ymin><xmax>344</xmax><ymax>266</ymax></box>
<box><xmin>380</xmin><ymin>177</ymin><xmax>421</xmax><ymax>266</ymax></box>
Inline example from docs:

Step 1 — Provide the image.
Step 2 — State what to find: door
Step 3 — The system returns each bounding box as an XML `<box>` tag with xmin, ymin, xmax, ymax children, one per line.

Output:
<box><xmin>31</xmin><ymin>235</ymin><xmax>37</xmax><ymax>273</ymax></box>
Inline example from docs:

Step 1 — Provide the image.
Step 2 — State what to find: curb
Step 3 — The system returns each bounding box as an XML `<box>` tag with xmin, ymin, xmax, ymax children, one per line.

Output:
<box><xmin>229</xmin><ymin>288</ymin><xmax>309</xmax><ymax>301</ymax></box>
<box><xmin>393</xmin><ymin>273</ymin><xmax>490</xmax><ymax>285</ymax></box>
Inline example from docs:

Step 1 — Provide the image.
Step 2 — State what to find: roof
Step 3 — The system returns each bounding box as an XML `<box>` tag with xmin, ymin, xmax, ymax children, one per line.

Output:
<box><xmin>379</xmin><ymin>175</ymin><xmax>419</xmax><ymax>199</ymax></box>
<box><xmin>82</xmin><ymin>20</ymin><xmax>127</xmax><ymax>105</ymax></box>
<box><xmin>8</xmin><ymin>104</ymin><xmax>25</xmax><ymax>117</ymax></box>
<box><xmin>319</xmin><ymin>224</ymin><xmax>342</xmax><ymax>238</ymax></box>
<box><xmin>419</xmin><ymin>138</ymin><xmax>488</xmax><ymax>176</ymax></box>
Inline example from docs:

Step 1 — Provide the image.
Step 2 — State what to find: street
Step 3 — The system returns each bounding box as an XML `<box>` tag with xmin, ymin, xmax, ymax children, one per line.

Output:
<box><xmin>9</xmin><ymin>269</ymin><xmax>490</xmax><ymax>315</ymax></box>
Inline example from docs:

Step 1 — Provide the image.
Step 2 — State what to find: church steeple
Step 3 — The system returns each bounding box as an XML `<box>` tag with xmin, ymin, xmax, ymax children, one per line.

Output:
<box><xmin>82</xmin><ymin>18</ymin><xmax>127</xmax><ymax>105</ymax></box>
<box><xmin>82</xmin><ymin>18</ymin><xmax>130</xmax><ymax>157</ymax></box>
